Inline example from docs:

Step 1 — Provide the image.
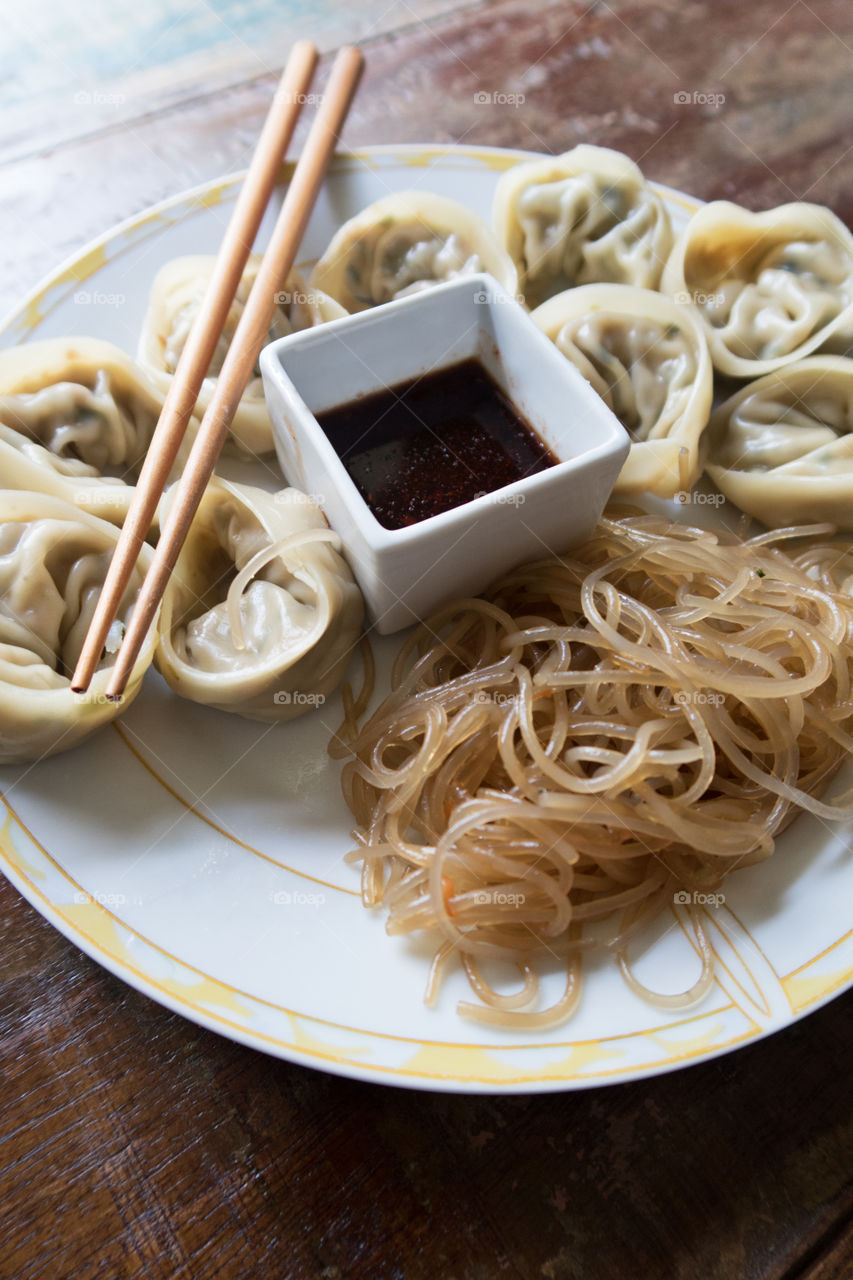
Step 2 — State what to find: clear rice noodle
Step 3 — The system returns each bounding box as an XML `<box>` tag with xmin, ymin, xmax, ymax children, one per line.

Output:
<box><xmin>331</xmin><ymin>514</ymin><xmax>853</xmax><ymax>1028</ymax></box>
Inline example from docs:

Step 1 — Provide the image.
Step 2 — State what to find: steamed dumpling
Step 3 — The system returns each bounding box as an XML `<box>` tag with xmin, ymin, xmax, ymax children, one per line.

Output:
<box><xmin>139</xmin><ymin>255</ymin><xmax>347</xmax><ymax>458</ymax></box>
<box><xmin>0</xmin><ymin>422</ymin><xmax>135</xmax><ymax>525</ymax></box>
<box><xmin>492</xmin><ymin>145</ymin><xmax>674</xmax><ymax>309</ymax></box>
<box><xmin>705</xmin><ymin>355</ymin><xmax>853</xmax><ymax>528</ymax></box>
<box><xmin>531</xmin><ymin>284</ymin><xmax>712</xmax><ymax>497</ymax></box>
<box><xmin>0</xmin><ymin>338</ymin><xmax>185</xmax><ymax>526</ymax></box>
<box><xmin>156</xmin><ymin>479</ymin><xmax>364</xmax><ymax>721</ymax></box>
<box><xmin>309</xmin><ymin>191</ymin><xmax>518</xmax><ymax>312</ymax></box>
<box><xmin>0</xmin><ymin>490</ymin><xmax>159</xmax><ymax>763</ymax></box>
<box><xmin>661</xmin><ymin>201</ymin><xmax>853</xmax><ymax>377</ymax></box>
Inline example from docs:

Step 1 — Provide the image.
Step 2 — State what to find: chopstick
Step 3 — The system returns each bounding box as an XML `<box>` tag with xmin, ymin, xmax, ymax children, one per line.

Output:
<box><xmin>71</xmin><ymin>39</ymin><xmax>320</xmax><ymax>694</ymax></box>
<box><xmin>101</xmin><ymin>44</ymin><xmax>364</xmax><ymax>702</ymax></box>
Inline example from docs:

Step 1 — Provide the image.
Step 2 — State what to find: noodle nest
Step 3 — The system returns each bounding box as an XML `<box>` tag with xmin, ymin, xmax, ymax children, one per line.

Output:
<box><xmin>332</xmin><ymin>514</ymin><xmax>853</xmax><ymax>1028</ymax></box>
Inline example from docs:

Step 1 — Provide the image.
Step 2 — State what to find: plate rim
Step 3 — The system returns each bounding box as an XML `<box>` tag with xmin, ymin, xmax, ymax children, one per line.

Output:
<box><xmin>0</xmin><ymin>142</ymin><xmax>702</xmax><ymax>339</ymax></box>
<box><xmin>1</xmin><ymin>140</ymin><xmax>850</xmax><ymax>1093</ymax></box>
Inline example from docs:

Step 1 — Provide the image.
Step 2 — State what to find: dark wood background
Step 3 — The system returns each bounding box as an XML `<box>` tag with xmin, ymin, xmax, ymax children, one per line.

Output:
<box><xmin>2</xmin><ymin>1</ymin><xmax>853</xmax><ymax>1276</ymax></box>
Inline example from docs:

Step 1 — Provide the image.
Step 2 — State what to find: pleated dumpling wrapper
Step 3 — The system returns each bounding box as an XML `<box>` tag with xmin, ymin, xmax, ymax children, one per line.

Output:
<box><xmin>309</xmin><ymin>191</ymin><xmax>518</xmax><ymax>312</ymax></box>
<box><xmin>705</xmin><ymin>355</ymin><xmax>853</xmax><ymax>529</ymax></box>
<box><xmin>661</xmin><ymin>201</ymin><xmax>853</xmax><ymax>378</ymax></box>
<box><xmin>138</xmin><ymin>255</ymin><xmax>347</xmax><ymax>460</ymax></box>
<box><xmin>0</xmin><ymin>490</ymin><xmax>159</xmax><ymax>764</ymax></box>
<box><xmin>531</xmin><ymin>284</ymin><xmax>712</xmax><ymax>497</ymax></box>
<box><xmin>156</xmin><ymin>480</ymin><xmax>364</xmax><ymax>722</ymax></box>
<box><xmin>492</xmin><ymin>145</ymin><xmax>674</xmax><ymax>310</ymax></box>
<box><xmin>0</xmin><ymin>337</ymin><xmax>187</xmax><ymax>527</ymax></box>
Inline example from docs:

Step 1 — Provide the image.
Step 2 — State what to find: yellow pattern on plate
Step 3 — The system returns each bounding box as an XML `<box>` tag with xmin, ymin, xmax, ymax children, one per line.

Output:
<box><xmin>0</xmin><ymin>144</ymin><xmax>850</xmax><ymax>1092</ymax></box>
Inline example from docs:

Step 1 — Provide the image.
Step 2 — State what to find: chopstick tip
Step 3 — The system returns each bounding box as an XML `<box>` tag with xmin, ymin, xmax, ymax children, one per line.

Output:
<box><xmin>338</xmin><ymin>44</ymin><xmax>365</xmax><ymax>69</ymax></box>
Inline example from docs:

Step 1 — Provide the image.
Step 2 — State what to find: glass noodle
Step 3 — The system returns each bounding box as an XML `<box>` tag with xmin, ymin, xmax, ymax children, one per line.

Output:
<box><xmin>331</xmin><ymin>513</ymin><xmax>853</xmax><ymax>1028</ymax></box>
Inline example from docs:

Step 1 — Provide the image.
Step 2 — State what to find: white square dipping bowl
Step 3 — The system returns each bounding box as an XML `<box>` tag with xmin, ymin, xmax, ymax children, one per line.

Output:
<box><xmin>260</xmin><ymin>273</ymin><xmax>629</xmax><ymax>634</ymax></box>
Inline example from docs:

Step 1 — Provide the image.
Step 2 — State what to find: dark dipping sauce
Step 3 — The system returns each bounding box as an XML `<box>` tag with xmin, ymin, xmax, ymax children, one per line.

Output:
<box><xmin>316</xmin><ymin>357</ymin><xmax>560</xmax><ymax>530</ymax></box>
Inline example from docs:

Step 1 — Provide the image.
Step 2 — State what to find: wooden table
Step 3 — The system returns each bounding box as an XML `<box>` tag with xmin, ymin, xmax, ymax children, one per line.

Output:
<box><xmin>2</xmin><ymin>1</ymin><xmax>852</xmax><ymax>1276</ymax></box>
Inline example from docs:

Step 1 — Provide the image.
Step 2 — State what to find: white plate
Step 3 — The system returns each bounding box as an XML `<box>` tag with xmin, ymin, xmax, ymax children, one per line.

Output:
<box><xmin>2</xmin><ymin>144</ymin><xmax>852</xmax><ymax>1093</ymax></box>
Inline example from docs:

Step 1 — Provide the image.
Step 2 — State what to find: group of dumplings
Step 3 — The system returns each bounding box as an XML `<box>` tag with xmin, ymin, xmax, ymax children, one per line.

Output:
<box><xmin>0</xmin><ymin>334</ymin><xmax>362</xmax><ymax>762</ymax></box>
<box><xmin>3</xmin><ymin>141</ymin><xmax>853</xmax><ymax>763</ymax></box>
<box><xmin>491</xmin><ymin>145</ymin><xmax>853</xmax><ymax>512</ymax></box>
<box><xmin>145</xmin><ymin>150</ymin><xmax>853</xmax><ymax>513</ymax></box>
<box><xmin>0</xmin><ymin>474</ymin><xmax>362</xmax><ymax>763</ymax></box>
<box><xmin>295</xmin><ymin>146</ymin><xmax>853</xmax><ymax>512</ymax></box>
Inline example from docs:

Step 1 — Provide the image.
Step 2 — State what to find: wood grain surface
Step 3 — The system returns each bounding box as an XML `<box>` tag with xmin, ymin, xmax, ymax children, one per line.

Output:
<box><xmin>2</xmin><ymin>1</ymin><xmax>853</xmax><ymax>1277</ymax></box>
<box><xmin>2</xmin><ymin>869</ymin><xmax>852</xmax><ymax>1280</ymax></box>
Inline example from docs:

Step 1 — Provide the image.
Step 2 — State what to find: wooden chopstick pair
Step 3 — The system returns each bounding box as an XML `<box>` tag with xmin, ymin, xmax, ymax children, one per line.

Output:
<box><xmin>71</xmin><ymin>42</ymin><xmax>364</xmax><ymax>699</ymax></box>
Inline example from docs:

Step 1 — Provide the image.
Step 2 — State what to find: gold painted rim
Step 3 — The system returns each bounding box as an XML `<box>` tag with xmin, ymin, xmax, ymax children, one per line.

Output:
<box><xmin>1</xmin><ymin>143</ymin><xmax>850</xmax><ymax>1091</ymax></box>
